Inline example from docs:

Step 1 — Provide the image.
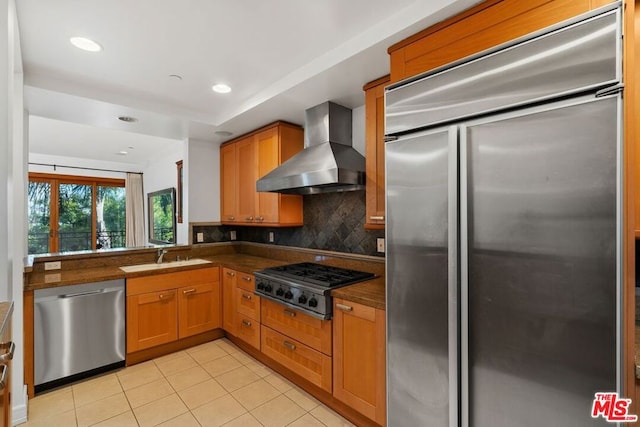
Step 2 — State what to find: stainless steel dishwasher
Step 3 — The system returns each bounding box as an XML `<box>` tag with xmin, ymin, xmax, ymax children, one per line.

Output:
<box><xmin>34</xmin><ymin>279</ymin><xmax>125</xmax><ymax>392</ymax></box>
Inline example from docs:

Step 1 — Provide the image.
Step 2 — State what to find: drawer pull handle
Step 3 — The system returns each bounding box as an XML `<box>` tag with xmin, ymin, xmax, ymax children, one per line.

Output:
<box><xmin>0</xmin><ymin>365</ymin><xmax>7</xmax><ymax>391</ymax></box>
<box><xmin>283</xmin><ymin>341</ymin><xmax>296</xmax><ymax>351</ymax></box>
<box><xmin>159</xmin><ymin>293</ymin><xmax>174</xmax><ymax>300</ymax></box>
<box><xmin>242</xmin><ymin>276</ymin><xmax>252</xmax><ymax>282</ymax></box>
<box><xmin>0</xmin><ymin>342</ymin><xmax>15</xmax><ymax>363</ymax></box>
<box><xmin>336</xmin><ymin>303</ymin><xmax>353</xmax><ymax>312</ymax></box>
<box><xmin>241</xmin><ymin>319</ymin><xmax>252</xmax><ymax>327</ymax></box>
<box><xmin>182</xmin><ymin>288</ymin><xmax>196</xmax><ymax>295</ymax></box>
<box><xmin>226</xmin><ymin>271</ymin><xmax>236</xmax><ymax>277</ymax></box>
<box><xmin>242</xmin><ymin>293</ymin><xmax>252</xmax><ymax>300</ymax></box>
<box><xmin>283</xmin><ymin>309</ymin><xmax>296</xmax><ymax>317</ymax></box>
<box><xmin>369</xmin><ymin>215</ymin><xmax>385</xmax><ymax>221</ymax></box>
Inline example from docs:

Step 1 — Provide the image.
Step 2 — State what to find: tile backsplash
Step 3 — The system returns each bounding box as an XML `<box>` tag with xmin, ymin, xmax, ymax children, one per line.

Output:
<box><xmin>193</xmin><ymin>191</ymin><xmax>384</xmax><ymax>257</ymax></box>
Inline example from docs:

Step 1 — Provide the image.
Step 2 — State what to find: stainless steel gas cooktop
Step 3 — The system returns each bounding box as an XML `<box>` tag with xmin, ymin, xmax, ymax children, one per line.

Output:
<box><xmin>253</xmin><ymin>262</ymin><xmax>375</xmax><ymax>319</ymax></box>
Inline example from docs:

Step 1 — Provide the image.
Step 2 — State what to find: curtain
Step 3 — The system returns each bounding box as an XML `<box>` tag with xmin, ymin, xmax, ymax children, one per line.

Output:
<box><xmin>125</xmin><ymin>173</ymin><xmax>145</xmax><ymax>247</ymax></box>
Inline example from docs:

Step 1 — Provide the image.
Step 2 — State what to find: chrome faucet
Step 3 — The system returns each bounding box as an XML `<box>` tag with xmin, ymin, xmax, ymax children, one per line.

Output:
<box><xmin>156</xmin><ymin>249</ymin><xmax>168</xmax><ymax>264</ymax></box>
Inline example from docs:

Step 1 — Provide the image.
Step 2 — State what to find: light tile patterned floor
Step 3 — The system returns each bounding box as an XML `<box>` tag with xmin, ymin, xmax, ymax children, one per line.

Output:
<box><xmin>19</xmin><ymin>338</ymin><xmax>356</xmax><ymax>427</ymax></box>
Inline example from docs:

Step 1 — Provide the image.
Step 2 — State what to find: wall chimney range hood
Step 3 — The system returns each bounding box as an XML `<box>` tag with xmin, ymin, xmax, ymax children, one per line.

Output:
<box><xmin>256</xmin><ymin>102</ymin><xmax>365</xmax><ymax>195</ymax></box>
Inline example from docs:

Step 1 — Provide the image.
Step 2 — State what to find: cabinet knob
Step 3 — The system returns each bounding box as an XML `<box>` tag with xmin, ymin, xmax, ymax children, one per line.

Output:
<box><xmin>242</xmin><ymin>293</ymin><xmax>252</xmax><ymax>300</ymax></box>
<box><xmin>242</xmin><ymin>276</ymin><xmax>252</xmax><ymax>282</ymax></box>
<box><xmin>241</xmin><ymin>319</ymin><xmax>252</xmax><ymax>327</ymax></box>
<box><xmin>246</xmin><ymin>216</ymin><xmax>254</xmax><ymax>221</ymax></box>
<box><xmin>226</xmin><ymin>271</ymin><xmax>236</xmax><ymax>277</ymax></box>
<box><xmin>283</xmin><ymin>309</ymin><xmax>296</xmax><ymax>318</ymax></box>
<box><xmin>369</xmin><ymin>215</ymin><xmax>385</xmax><ymax>221</ymax></box>
<box><xmin>159</xmin><ymin>293</ymin><xmax>174</xmax><ymax>300</ymax></box>
<box><xmin>228</xmin><ymin>216</ymin><xmax>235</xmax><ymax>221</ymax></box>
<box><xmin>256</xmin><ymin>216</ymin><xmax>264</xmax><ymax>222</ymax></box>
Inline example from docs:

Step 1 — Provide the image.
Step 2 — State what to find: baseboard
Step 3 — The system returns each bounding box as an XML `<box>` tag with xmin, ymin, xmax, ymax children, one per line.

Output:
<box><xmin>12</xmin><ymin>385</ymin><xmax>27</xmax><ymax>426</ymax></box>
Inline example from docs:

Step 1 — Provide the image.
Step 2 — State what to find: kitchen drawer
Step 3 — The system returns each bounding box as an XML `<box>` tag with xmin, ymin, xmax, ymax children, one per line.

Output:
<box><xmin>261</xmin><ymin>299</ymin><xmax>332</xmax><ymax>355</ymax></box>
<box><xmin>236</xmin><ymin>272</ymin><xmax>255</xmax><ymax>292</ymax></box>
<box><xmin>127</xmin><ymin>267</ymin><xmax>220</xmax><ymax>296</ymax></box>
<box><xmin>261</xmin><ymin>325</ymin><xmax>332</xmax><ymax>393</ymax></box>
<box><xmin>236</xmin><ymin>287</ymin><xmax>261</xmax><ymax>321</ymax></box>
<box><xmin>236</xmin><ymin>315</ymin><xmax>260</xmax><ymax>350</ymax></box>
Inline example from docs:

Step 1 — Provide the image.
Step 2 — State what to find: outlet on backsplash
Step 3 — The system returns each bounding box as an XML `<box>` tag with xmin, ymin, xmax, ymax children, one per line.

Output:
<box><xmin>377</xmin><ymin>238</ymin><xmax>385</xmax><ymax>253</ymax></box>
<box><xmin>269</xmin><ymin>232</ymin><xmax>274</xmax><ymax>243</ymax></box>
<box><xmin>230</xmin><ymin>230</ymin><xmax>237</xmax><ymax>241</ymax></box>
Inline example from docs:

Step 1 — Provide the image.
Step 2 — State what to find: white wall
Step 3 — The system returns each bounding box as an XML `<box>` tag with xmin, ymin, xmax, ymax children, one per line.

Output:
<box><xmin>186</xmin><ymin>138</ymin><xmax>219</xmax><ymax>226</ymax></box>
<box><xmin>141</xmin><ymin>141</ymin><xmax>186</xmax><ymax>244</ymax></box>
<box><xmin>352</xmin><ymin>105</ymin><xmax>365</xmax><ymax>156</ymax></box>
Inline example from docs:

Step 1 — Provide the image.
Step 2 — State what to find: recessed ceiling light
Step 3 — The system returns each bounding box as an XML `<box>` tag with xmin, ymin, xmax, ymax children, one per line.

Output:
<box><xmin>169</xmin><ymin>74</ymin><xmax>183</xmax><ymax>81</ymax></box>
<box><xmin>117</xmin><ymin>151</ymin><xmax>128</xmax><ymax>155</ymax></box>
<box><xmin>212</xmin><ymin>84</ymin><xmax>231</xmax><ymax>94</ymax></box>
<box><xmin>69</xmin><ymin>37</ymin><xmax>102</xmax><ymax>52</ymax></box>
<box><xmin>118</xmin><ymin>116</ymin><xmax>138</xmax><ymax>123</ymax></box>
<box><xmin>215</xmin><ymin>130</ymin><xmax>233</xmax><ymax>137</ymax></box>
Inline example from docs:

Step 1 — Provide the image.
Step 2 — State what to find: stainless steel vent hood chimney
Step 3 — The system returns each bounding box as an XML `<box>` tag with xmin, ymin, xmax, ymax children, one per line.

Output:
<box><xmin>256</xmin><ymin>101</ymin><xmax>365</xmax><ymax>195</ymax></box>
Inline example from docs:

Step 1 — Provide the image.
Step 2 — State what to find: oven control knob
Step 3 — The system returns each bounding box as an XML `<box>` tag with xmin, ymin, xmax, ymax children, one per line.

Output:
<box><xmin>308</xmin><ymin>297</ymin><xmax>318</xmax><ymax>308</ymax></box>
<box><xmin>276</xmin><ymin>288</ymin><xmax>284</xmax><ymax>296</ymax></box>
<box><xmin>264</xmin><ymin>284</ymin><xmax>273</xmax><ymax>293</ymax></box>
<box><xmin>284</xmin><ymin>290</ymin><xmax>293</xmax><ymax>300</ymax></box>
<box><xmin>298</xmin><ymin>295</ymin><xmax>307</xmax><ymax>304</ymax></box>
<box><xmin>256</xmin><ymin>282</ymin><xmax>265</xmax><ymax>291</ymax></box>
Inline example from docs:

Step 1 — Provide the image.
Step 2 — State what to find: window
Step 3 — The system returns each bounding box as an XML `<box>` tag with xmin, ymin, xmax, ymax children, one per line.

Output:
<box><xmin>28</xmin><ymin>173</ymin><xmax>126</xmax><ymax>254</ymax></box>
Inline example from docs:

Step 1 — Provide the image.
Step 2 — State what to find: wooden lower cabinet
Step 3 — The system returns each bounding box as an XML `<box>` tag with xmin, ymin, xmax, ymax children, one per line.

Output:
<box><xmin>236</xmin><ymin>315</ymin><xmax>261</xmax><ymax>350</ymax></box>
<box><xmin>333</xmin><ymin>298</ymin><xmax>386</xmax><ymax>426</ymax></box>
<box><xmin>261</xmin><ymin>298</ymin><xmax>332</xmax><ymax>355</ymax></box>
<box><xmin>127</xmin><ymin>289</ymin><xmax>178</xmax><ymax>352</ymax></box>
<box><xmin>261</xmin><ymin>325</ymin><xmax>332</xmax><ymax>393</ymax></box>
<box><xmin>126</xmin><ymin>267</ymin><xmax>220</xmax><ymax>354</ymax></box>
<box><xmin>222</xmin><ymin>268</ymin><xmax>237</xmax><ymax>334</ymax></box>
<box><xmin>178</xmin><ymin>282</ymin><xmax>221</xmax><ymax>338</ymax></box>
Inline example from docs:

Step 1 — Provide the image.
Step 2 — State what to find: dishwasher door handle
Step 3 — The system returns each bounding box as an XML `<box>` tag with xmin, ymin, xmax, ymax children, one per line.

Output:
<box><xmin>59</xmin><ymin>289</ymin><xmax>105</xmax><ymax>299</ymax></box>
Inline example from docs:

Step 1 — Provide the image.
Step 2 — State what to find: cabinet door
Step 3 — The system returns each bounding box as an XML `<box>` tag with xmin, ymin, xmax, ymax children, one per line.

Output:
<box><xmin>178</xmin><ymin>282</ymin><xmax>221</xmax><ymax>338</ymax></box>
<box><xmin>222</xmin><ymin>268</ymin><xmax>237</xmax><ymax>335</ymax></box>
<box><xmin>365</xmin><ymin>76</ymin><xmax>389</xmax><ymax>229</ymax></box>
<box><xmin>255</xmin><ymin>128</ymin><xmax>280</xmax><ymax>224</ymax></box>
<box><xmin>127</xmin><ymin>289</ymin><xmax>178</xmax><ymax>353</ymax></box>
<box><xmin>237</xmin><ymin>137</ymin><xmax>256</xmax><ymax>223</ymax></box>
<box><xmin>220</xmin><ymin>143</ymin><xmax>237</xmax><ymax>223</ymax></box>
<box><xmin>333</xmin><ymin>298</ymin><xmax>386</xmax><ymax>425</ymax></box>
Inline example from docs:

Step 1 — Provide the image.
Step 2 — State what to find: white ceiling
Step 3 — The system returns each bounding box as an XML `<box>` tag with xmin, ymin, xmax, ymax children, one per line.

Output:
<box><xmin>16</xmin><ymin>0</ymin><xmax>478</xmax><ymax>163</ymax></box>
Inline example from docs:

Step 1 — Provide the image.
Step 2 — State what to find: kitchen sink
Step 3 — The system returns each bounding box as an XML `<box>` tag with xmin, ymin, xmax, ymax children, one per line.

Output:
<box><xmin>119</xmin><ymin>258</ymin><xmax>212</xmax><ymax>273</ymax></box>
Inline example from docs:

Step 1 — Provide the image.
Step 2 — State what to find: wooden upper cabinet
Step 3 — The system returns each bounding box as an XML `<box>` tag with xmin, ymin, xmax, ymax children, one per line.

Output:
<box><xmin>220</xmin><ymin>143</ymin><xmax>238</xmax><ymax>222</ymax></box>
<box><xmin>237</xmin><ymin>137</ymin><xmax>257</xmax><ymax>223</ymax></box>
<box><xmin>364</xmin><ymin>75</ymin><xmax>390</xmax><ymax>229</ymax></box>
<box><xmin>387</xmin><ymin>0</ymin><xmax>614</xmax><ymax>83</ymax></box>
<box><xmin>333</xmin><ymin>298</ymin><xmax>386</xmax><ymax>425</ymax></box>
<box><xmin>220</xmin><ymin>121</ymin><xmax>304</xmax><ymax>227</ymax></box>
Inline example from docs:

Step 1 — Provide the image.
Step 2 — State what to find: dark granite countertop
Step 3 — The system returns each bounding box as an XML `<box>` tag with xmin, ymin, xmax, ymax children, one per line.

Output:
<box><xmin>24</xmin><ymin>252</ymin><xmax>386</xmax><ymax>309</ymax></box>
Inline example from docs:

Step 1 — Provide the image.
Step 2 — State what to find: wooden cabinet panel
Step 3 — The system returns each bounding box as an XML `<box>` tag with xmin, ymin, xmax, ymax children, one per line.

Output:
<box><xmin>364</xmin><ymin>75</ymin><xmax>389</xmax><ymax>229</ymax></box>
<box><xmin>127</xmin><ymin>268</ymin><xmax>219</xmax><ymax>296</ymax></box>
<box><xmin>236</xmin><ymin>315</ymin><xmax>261</xmax><ymax>350</ymax></box>
<box><xmin>333</xmin><ymin>298</ymin><xmax>386</xmax><ymax>425</ymax></box>
<box><xmin>222</xmin><ymin>268</ymin><xmax>237</xmax><ymax>335</ymax></box>
<box><xmin>237</xmin><ymin>137</ymin><xmax>257</xmax><ymax>222</ymax></box>
<box><xmin>261</xmin><ymin>299</ymin><xmax>332</xmax><ymax>355</ymax></box>
<box><xmin>388</xmin><ymin>0</ymin><xmax>607</xmax><ymax>83</ymax></box>
<box><xmin>236</xmin><ymin>287</ymin><xmax>261</xmax><ymax>322</ymax></box>
<box><xmin>220</xmin><ymin>143</ymin><xmax>238</xmax><ymax>222</ymax></box>
<box><xmin>127</xmin><ymin>289</ymin><xmax>178</xmax><ymax>352</ymax></box>
<box><xmin>256</xmin><ymin>127</ymin><xmax>280</xmax><ymax>224</ymax></box>
<box><xmin>178</xmin><ymin>282</ymin><xmax>221</xmax><ymax>338</ymax></box>
<box><xmin>261</xmin><ymin>325</ymin><xmax>332</xmax><ymax>393</ymax></box>
<box><xmin>220</xmin><ymin>122</ymin><xmax>303</xmax><ymax>227</ymax></box>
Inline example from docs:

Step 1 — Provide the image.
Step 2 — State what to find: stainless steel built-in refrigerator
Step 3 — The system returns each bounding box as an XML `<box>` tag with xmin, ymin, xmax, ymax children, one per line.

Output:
<box><xmin>385</xmin><ymin>5</ymin><xmax>622</xmax><ymax>427</ymax></box>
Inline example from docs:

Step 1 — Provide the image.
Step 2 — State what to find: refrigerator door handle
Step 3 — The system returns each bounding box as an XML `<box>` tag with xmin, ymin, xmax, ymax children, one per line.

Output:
<box><xmin>448</xmin><ymin>126</ymin><xmax>460</xmax><ymax>427</ymax></box>
<box><xmin>459</xmin><ymin>124</ymin><xmax>470</xmax><ymax>427</ymax></box>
